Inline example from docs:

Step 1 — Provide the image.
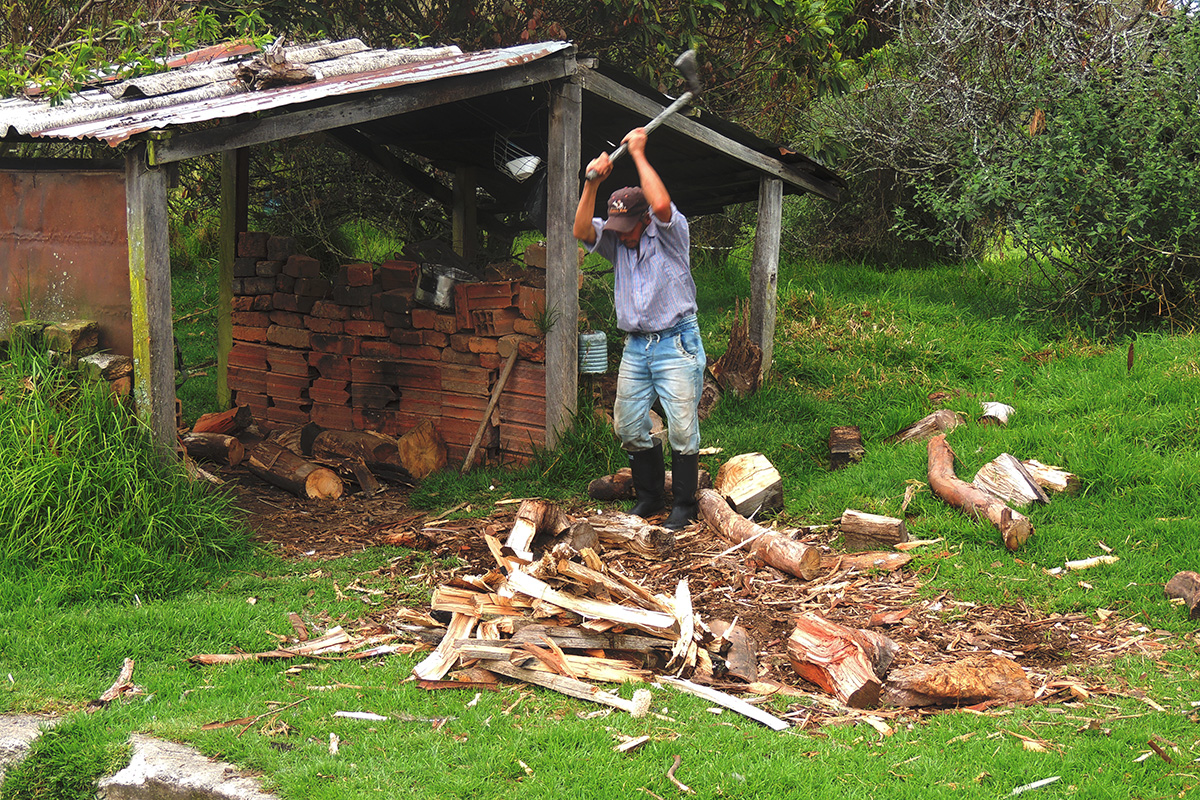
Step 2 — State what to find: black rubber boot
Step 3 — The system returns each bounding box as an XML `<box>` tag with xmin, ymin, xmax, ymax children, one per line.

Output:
<box><xmin>664</xmin><ymin>451</ymin><xmax>699</xmax><ymax>530</ymax></box>
<box><xmin>627</xmin><ymin>442</ymin><xmax>666</xmax><ymax>520</ymax></box>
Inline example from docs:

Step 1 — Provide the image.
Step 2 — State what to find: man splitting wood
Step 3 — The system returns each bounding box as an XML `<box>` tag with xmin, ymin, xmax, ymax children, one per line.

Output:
<box><xmin>573</xmin><ymin>126</ymin><xmax>705</xmax><ymax>530</ymax></box>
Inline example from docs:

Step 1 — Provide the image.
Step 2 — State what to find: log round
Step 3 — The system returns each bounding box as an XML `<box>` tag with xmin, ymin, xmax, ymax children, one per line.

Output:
<box><xmin>926</xmin><ymin>434</ymin><xmax>1032</xmax><ymax>550</ymax></box>
<box><xmin>247</xmin><ymin>441</ymin><xmax>344</xmax><ymax>499</ymax></box>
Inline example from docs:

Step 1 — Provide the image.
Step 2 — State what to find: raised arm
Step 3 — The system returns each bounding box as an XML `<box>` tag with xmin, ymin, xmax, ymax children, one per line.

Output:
<box><xmin>624</xmin><ymin>128</ymin><xmax>671</xmax><ymax>223</ymax></box>
<box><xmin>574</xmin><ymin>151</ymin><xmax>612</xmax><ymax>245</ymax></box>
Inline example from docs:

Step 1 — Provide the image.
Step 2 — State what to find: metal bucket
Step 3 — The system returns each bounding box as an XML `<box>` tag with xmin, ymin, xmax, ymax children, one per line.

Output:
<box><xmin>414</xmin><ymin>263</ymin><xmax>477</xmax><ymax>310</ymax></box>
<box><xmin>578</xmin><ymin>330</ymin><xmax>608</xmax><ymax>374</ymax></box>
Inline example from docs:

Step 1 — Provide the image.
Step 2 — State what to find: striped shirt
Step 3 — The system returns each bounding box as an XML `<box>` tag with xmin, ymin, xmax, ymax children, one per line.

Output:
<box><xmin>586</xmin><ymin>203</ymin><xmax>696</xmax><ymax>333</ymax></box>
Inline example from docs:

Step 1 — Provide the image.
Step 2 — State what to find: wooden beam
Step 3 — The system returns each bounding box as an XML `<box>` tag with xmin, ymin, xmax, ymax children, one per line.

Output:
<box><xmin>749</xmin><ymin>176</ymin><xmax>782</xmax><ymax>382</ymax></box>
<box><xmin>148</xmin><ymin>58</ymin><xmax>574</xmax><ymax>165</ymax></box>
<box><xmin>216</xmin><ymin>150</ymin><xmax>238</xmax><ymax>409</ymax></box>
<box><xmin>124</xmin><ymin>143</ymin><xmax>176</xmax><ymax>451</ymax></box>
<box><xmin>578</xmin><ymin>69</ymin><xmax>840</xmax><ymax>201</ymax></box>
<box><xmin>544</xmin><ymin>77</ymin><xmax>581</xmax><ymax>449</ymax></box>
<box><xmin>452</xmin><ymin>164</ymin><xmax>478</xmax><ymax>263</ymax></box>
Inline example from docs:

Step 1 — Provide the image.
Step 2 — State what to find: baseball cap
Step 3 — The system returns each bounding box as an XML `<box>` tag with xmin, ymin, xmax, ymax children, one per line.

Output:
<box><xmin>604</xmin><ymin>187</ymin><xmax>649</xmax><ymax>233</ymax></box>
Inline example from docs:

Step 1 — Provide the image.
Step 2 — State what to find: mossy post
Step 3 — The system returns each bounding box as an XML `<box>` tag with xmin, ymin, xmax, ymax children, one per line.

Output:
<box><xmin>125</xmin><ymin>141</ymin><xmax>177</xmax><ymax>453</ymax></box>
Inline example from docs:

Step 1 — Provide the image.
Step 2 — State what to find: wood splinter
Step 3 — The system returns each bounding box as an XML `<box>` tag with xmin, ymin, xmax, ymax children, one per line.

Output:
<box><xmin>667</xmin><ymin>754</ymin><xmax>695</xmax><ymax>795</ymax></box>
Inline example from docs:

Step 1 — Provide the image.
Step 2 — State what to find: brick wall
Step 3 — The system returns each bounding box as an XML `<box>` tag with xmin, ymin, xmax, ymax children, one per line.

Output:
<box><xmin>227</xmin><ymin>232</ymin><xmax>548</xmax><ymax>465</ymax></box>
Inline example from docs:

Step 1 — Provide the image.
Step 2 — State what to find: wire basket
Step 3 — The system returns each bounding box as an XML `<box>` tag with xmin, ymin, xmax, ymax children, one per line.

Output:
<box><xmin>494</xmin><ymin>133</ymin><xmax>541</xmax><ymax>183</ymax></box>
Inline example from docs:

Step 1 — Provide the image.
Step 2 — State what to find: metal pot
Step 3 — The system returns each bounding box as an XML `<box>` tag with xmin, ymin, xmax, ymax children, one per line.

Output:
<box><xmin>414</xmin><ymin>263</ymin><xmax>477</xmax><ymax>311</ymax></box>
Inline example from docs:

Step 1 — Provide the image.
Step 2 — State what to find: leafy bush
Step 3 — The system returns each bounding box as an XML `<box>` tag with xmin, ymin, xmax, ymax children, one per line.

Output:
<box><xmin>802</xmin><ymin>1</ymin><xmax>1200</xmax><ymax>332</ymax></box>
<box><xmin>0</xmin><ymin>343</ymin><xmax>252</xmax><ymax>602</ymax></box>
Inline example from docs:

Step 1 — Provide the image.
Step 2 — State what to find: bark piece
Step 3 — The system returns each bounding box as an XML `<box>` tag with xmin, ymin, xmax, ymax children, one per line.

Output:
<box><xmin>881</xmin><ymin>653</ymin><xmax>1034</xmax><ymax>708</ymax></box>
<box><xmin>235</xmin><ymin>36</ymin><xmax>318</xmax><ymax>89</ymax></box>
<box><xmin>349</xmin><ymin>458</ymin><xmax>382</xmax><ymax>496</ymax></box>
<box><xmin>181</xmin><ymin>432</ymin><xmax>245</xmax><ymax>466</ymax></box>
<box><xmin>412</xmin><ymin>612</ymin><xmax>477</xmax><ymax>681</ymax></box>
<box><xmin>829</xmin><ymin>425</ymin><xmax>865</xmax><ymax>470</ymax></box>
<box><xmin>978</xmin><ymin>401</ymin><xmax>1015</xmax><ymax>426</ymax></box>
<box><xmin>1165</xmin><ymin>571</ymin><xmax>1200</xmax><ymax>619</ymax></box>
<box><xmin>246</xmin><ymin>440</ymin><xmax>344</xmax><ymax>499</ymax></box>
<box><xmin>708</xmin><ymin>620</ymin><xmax>757</xmax><ymax>683</ymax></box>
<box><xmin>714</xmin><ymin>453</ymin><xmax>783</xmax><ymax>516</ymax></box>
<box><xmin>1021</xmin><ymin>459</ymin><xmax>1081</xmax><ymax>496</ymax></box>
<box><xmin>462</xmin><ymin>349</ymin><xmax>518</xmax><ymax>473</ymax></box>
<box><xmin>710</xmin><ymin>299</ymin><xmax>762</xmax><ymax>396</ymax></box>
<box><xmin>886</xmin><ymin>409</ymin><xmax>965</xmax><ymax>444</ymax></box>
<box><xmin>587</xmin><ymin>512</ymin><xmax>675</xmax><ymax>560</ymax></box>
<box><xmin>927</xmin><ymin>434</ymin><xmax>1033</xmax><ymax>551</ymax></box>
<box><xmin>786</xmin><ymin>612</ymin><xmax>899</xmax><ymax>709</ymax></box>
<box><xmin>839</xmin><ymin>509</ymin><xmax>909</xmax><ymax>551</ymax></box>
<box><xmin>971</xmin><ymin>453</ymin><xmax>1049</xmax><ymax>507</ymax></box>
<box><xmin>698</xmin><ymin>489</ymin><xmax>820</xmax><ymax>580</ymax></box>
<box><xmin>192</xmin><ymin>405</ymin><xmax>253</xmax><ymax>435</ymax></box>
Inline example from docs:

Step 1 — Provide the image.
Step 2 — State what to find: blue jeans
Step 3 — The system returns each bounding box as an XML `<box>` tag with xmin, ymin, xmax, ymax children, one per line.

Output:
<box><xmin>614</xmin><ymin>314</ymin><xmax>705</xmax><ymax>455</ymax></box>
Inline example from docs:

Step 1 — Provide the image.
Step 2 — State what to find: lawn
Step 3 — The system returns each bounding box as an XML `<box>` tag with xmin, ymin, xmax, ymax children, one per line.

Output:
<box><xmin>2</xmin><ymin>246</ymin><xmax>1199</xmax><ymax>800</ymax></box>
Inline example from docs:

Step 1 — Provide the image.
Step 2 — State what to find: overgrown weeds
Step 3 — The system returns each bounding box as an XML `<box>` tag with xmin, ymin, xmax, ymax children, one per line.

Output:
<box><xmin>0</xmin><ymin>343</ymin><xmax>252</xmax><ymax>603</ymax></box>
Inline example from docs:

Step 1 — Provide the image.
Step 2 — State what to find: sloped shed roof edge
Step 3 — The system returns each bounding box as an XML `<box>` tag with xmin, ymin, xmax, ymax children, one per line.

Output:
<box><xmin>0</xmin><ymin>41</ymin><xmax>573</xmax><ymax>147</ymax></box>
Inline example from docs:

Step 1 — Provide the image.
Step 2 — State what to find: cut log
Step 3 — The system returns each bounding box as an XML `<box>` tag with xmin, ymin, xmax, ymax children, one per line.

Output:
<box><xmin>505</xmin><ymin>499</ymin><xmax>571</xmax><ymax>561</ymax></box>
<box><xmin>587</xmin><ymin>512</ymin><xmax>675</xmax><ymax>560</ymax></box>
<box><xmin>697</xmin><ymin>489</ymin><xmax>820</xmax><ymax>580</ymax></box>
<box><xmin>181</xmin><ymin>432</ymin><xmax>244</xmax><ymax>466</ymax></box>
<box><xmin>396</xmin><ymin>419</ymin><xmax>446</xmax><ymax>479</ymax></box>
<box><xmin>1165</xmin><ymin>571</ymin><xmax>1200</xmax><ymax>619</ymax></box>
<box><xmin>587</xmin><ymin>467</ymin><xmax>712</xmax><ymax>501</ymax></box>
<box><xmin>978</xmin><ymin>401</ymin><xmax>1015</xmax><ymax>426</ymax></box>
<box><xmin>839</xmin><ymin>509</ymin><xmax>909</xmax><ymax>551</ymax></box>
<box><xmin>927</xmin><ymin>434</ymin><xmax>1033</xmax><ymax>551</ymax></box>
<box><xmin>1021</xmin><ymin>459</ymin><xmax>1081</xmax><ymax>496</ymax></box>
<box><xmin>881</xmin><ymin>653</ymin><xmax>1033</xmax><ymax>708</ymax></box>
<box><xmin>786</xmin><ymin>612</ymin><xmax>899</xmax><ymax>709</ymax></box>
<box><xmin>714</xmin><ymin>452</ymin><xmax>783</xmax><ymax>517</ymax></box>
<box><xmin>886</xmin><ymin>409</ymin><xmax>965</xmax><ymax>444</ymax></box>
<box><xmin>829</xmin><ymin>426</ymin><xmax>865</xmax><ymax>470</ymax></box>
<box><xmin>819</xmin><ymin>552</ymin><xmax>912</xmax><ymax>573</ymax></box>
<box><xmin>311</xmin><ymin>429</ymin><xmax>414</xmax><ymax>484</ymax></box>
<box><xmin>971</xmin><ymin>453</ymin><xmax>1049</xmax><ymax>507</ymax></box>
<box><xmin>246</xmin><ymin>440</ymin><xmax>344</xmax><ymax>499</ymax></box>
<box><xmin>192</xmin><ymin>405</ymin><xmax>253</xmax><ymax>435</ymax></box>
<box><xmin>547</xmin><ymin>520</ymin><xmax>599</xmax><ymax>561</ymax></box>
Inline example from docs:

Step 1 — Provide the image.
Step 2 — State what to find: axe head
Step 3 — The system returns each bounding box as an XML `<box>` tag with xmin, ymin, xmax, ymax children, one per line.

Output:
<box><xmin>674</xmin><ymin>49</ymin><xmax>701</xmax><ymax>97</ymax></box>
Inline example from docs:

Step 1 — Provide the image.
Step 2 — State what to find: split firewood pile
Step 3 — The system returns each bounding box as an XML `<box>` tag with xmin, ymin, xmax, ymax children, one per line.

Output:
<box><xmin>183</xmin><ymin>400</ymin><xmax>1190</xmax><ymax>732</ymax></box>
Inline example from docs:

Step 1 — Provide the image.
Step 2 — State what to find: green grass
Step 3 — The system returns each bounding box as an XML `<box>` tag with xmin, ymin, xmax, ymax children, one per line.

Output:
<box><xmin>5</xmin><ymin>248</ymin><xmax>1200</xmax><ymax>799</ymax></box>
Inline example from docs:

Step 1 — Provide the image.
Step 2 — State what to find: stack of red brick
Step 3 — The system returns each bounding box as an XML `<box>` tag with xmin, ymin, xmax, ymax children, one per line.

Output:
<box><xmin>227</xmin><ymin>232</ymin><xmax>549</xmax><ymax>465</ymax></box>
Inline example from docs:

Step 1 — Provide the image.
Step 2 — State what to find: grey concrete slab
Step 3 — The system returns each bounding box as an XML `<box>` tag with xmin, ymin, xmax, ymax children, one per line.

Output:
<box><xmin>98</xmin><ymin>734</ymin><xmax>280</xmax><ymax>800</ymax></box>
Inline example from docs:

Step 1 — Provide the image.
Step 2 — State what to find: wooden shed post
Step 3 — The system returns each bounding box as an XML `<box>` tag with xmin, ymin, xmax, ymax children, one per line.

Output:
<box><xmin>125</xmin><ymin>142</ymin><xmax>177</xmax><ymax>451</ymax></box>
<box><xmin>544</xmin><ymin>78</ymin><xmax>582</xmax><ymax>448</ymax></box>
<box><xmin>453</xmin><ymin>164</ymin><xmax>479</xmax><ymax>263</ymax></box>
<box><xmin>749</xmin><ymin>176</ymin><xmax>783</xmax><ymax>383</ymax></box>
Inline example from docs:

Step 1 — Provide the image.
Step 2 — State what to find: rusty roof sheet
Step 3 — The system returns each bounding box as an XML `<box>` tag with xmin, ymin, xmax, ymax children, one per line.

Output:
<box><xmin>0</xmin><ymin>40</ymin><xmax>572</xmax><ymax>147</ymax></box>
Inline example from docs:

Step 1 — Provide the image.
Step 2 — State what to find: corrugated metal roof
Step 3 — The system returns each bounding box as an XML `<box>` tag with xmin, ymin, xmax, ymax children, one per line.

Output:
<box><xmin>0</xmin><ymin>40</ymin><xmax>572</xmax><ymax>147</ymax></box>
